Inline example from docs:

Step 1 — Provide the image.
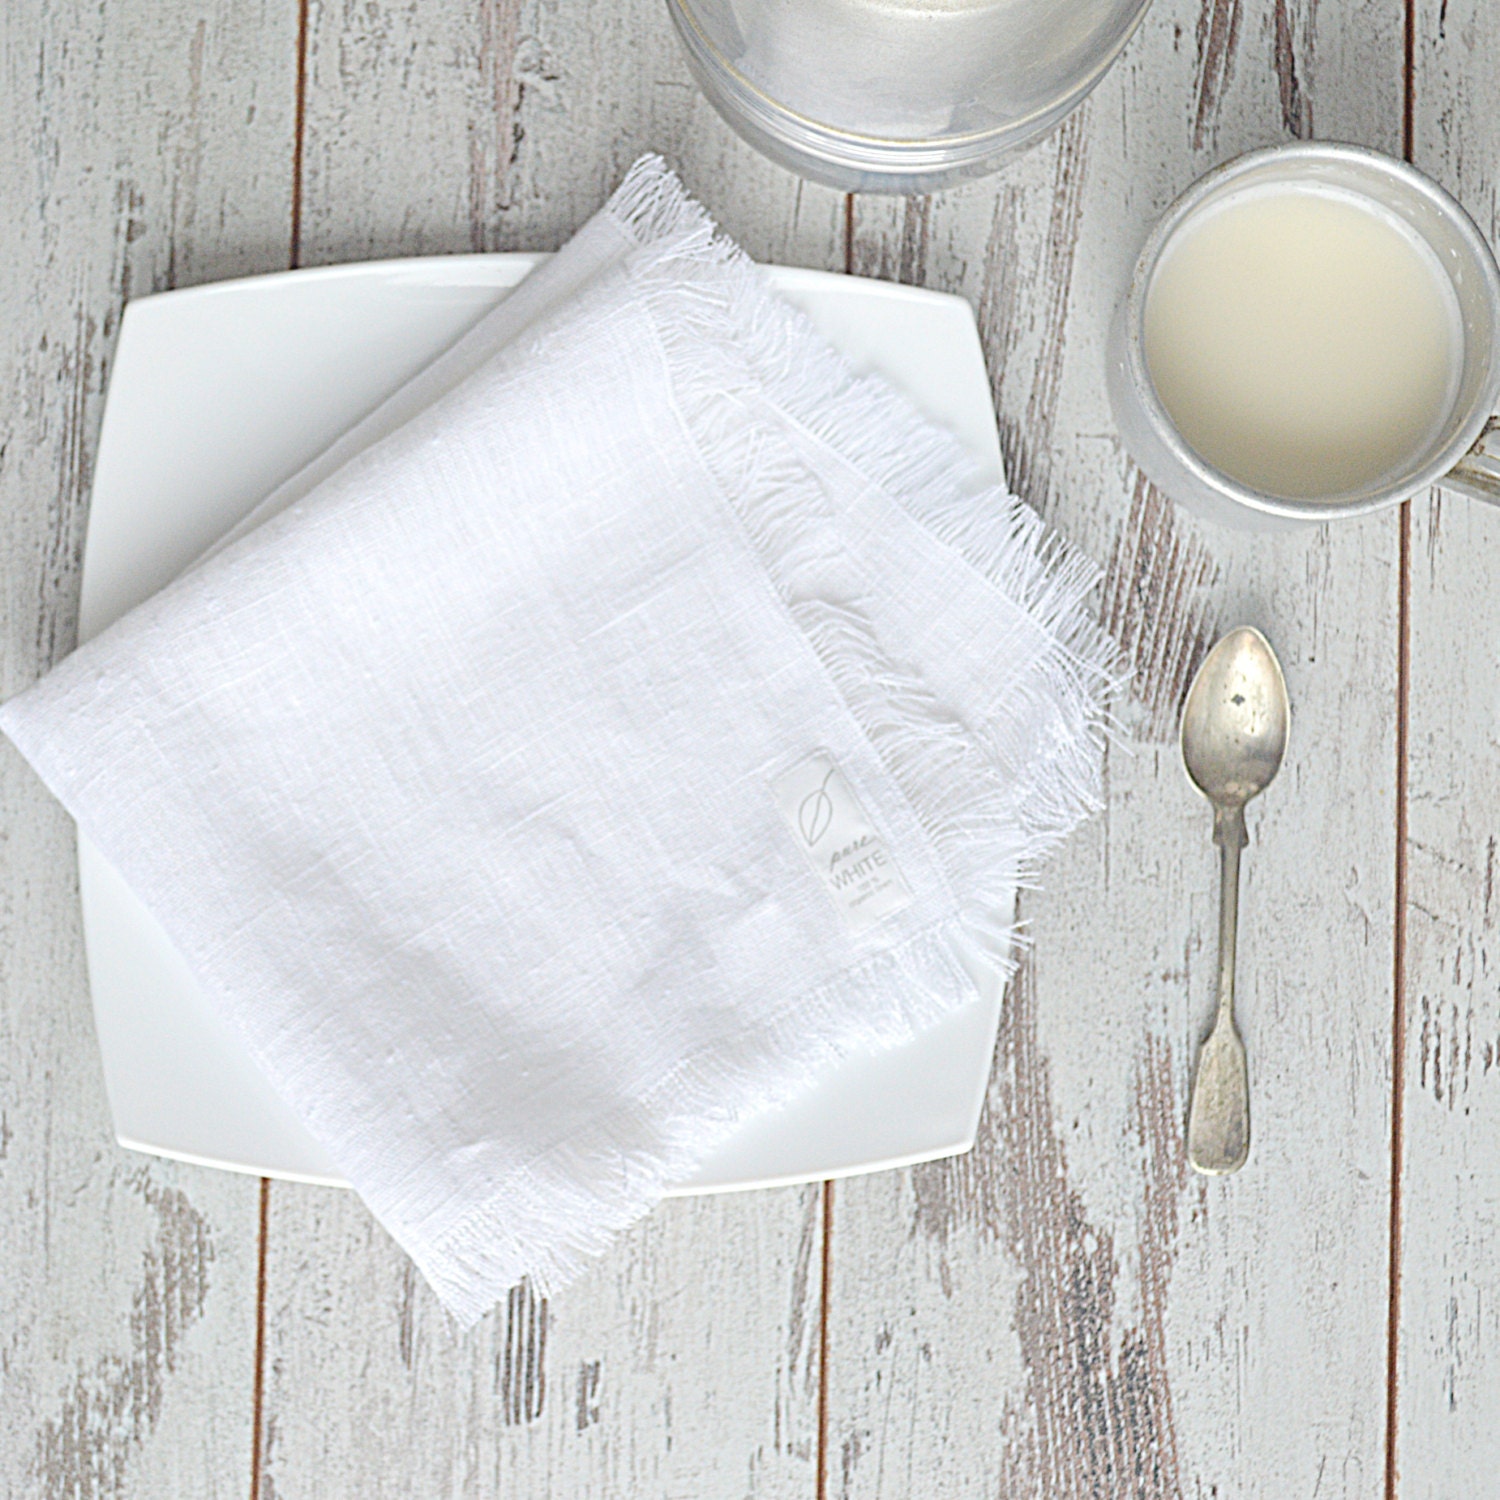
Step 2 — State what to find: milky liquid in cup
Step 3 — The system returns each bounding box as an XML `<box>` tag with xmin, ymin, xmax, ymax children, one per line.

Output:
<box><xmin>1142</xmin><ymin>183</ymin><xmax>1463</xmax><ymax>499</ymax></box>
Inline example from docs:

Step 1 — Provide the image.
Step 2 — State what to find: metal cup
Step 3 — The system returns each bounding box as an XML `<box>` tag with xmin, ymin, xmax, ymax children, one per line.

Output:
<box><xmin>1107</xmin><ymin>142</ymin><xmax>1500</xmax><ymax>529</ymax></box>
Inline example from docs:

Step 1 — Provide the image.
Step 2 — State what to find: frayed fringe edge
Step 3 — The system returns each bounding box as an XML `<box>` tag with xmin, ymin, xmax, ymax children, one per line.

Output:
<box><xmin>420</xmin><ymin>914</ymin><xmax>992</xmax><ymax>1326</ymax></box>
<box><xmin>610</xmin><ymin>154</ymin><xmax>1122</xmax><ymax>909</ymax></box>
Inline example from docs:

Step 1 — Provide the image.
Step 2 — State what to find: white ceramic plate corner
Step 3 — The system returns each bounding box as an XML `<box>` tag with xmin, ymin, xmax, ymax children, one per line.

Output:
<box><xmin>78</xmin><ymin>254</ymin><xmax>1009</xmax><ymax>1195</ymax></box>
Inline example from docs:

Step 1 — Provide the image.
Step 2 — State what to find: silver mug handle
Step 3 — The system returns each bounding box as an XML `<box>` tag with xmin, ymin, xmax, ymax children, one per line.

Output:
<box><xmin>1444</xmin><ymin>416</ymin><xmax>1500</xmax><ymax>504</ymax></box>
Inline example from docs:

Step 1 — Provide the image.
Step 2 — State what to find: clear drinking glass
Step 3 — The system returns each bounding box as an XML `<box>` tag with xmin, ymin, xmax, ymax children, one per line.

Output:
<box><xmin>667</xmin><ymin>0</ymin><xmax>1154</xmax><ymax>194</ymax></box>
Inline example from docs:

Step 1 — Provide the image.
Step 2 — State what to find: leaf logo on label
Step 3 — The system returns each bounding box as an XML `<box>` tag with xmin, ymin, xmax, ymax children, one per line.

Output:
<box><xmin>798</xmin><ymin>768</ymin><xmax>836</xmax><ymax>846</ymax></box>
<box><xmin>773</xmin><ymin>753</ymin><xmax>913</xmax><ymax>934</ymax></box>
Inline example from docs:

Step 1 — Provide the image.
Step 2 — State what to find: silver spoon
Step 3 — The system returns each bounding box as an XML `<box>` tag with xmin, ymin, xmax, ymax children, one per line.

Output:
<box><xmin>1180</xmin><ymin>626</ymin><xmax>1289</xmax><ymax>1175</ymax></box>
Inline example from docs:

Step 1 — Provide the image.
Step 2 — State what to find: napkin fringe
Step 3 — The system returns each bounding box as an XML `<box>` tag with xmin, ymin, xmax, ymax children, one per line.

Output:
<box><xmin>607</xmin><ymin>163</ymin><xmax>1117</xmax><ymax>673</ymax></box>
<box><xmin>606</xmin><ymin>151</ymin><xmax>721</xmax><ymax>250</ymax></box>
<box><xmin>422</xmin><ymin>913</ymin><xmax>980</xmax><ymax>1325</ymax></box>
<box><xmin>607</xmin><ymin>156</ymin><xmax>1120</xmax><ymax>919</ymax></box>
<box><xmin>663</xmin><ymin>342</ymin><xmax>1029</xmax><ymax>931</ymax></box>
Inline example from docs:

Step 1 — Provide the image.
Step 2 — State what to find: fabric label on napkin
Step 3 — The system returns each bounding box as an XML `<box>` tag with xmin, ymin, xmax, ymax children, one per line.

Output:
<box><xmin>772</xmin><ymin>753</ymin><xmax>914</xmax><ymax>935</ymax></box>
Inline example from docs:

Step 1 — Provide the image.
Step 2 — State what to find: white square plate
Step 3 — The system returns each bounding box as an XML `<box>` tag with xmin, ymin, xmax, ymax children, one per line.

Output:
<box><xmin>78</xmin><ymin>255</ymin><xmax>1009</xmax><ymax>1194</ymax></box>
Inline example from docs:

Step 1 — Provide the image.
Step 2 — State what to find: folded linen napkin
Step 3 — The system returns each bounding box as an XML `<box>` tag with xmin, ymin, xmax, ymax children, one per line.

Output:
<box><xmin>2</xmin><ymin>158</ymin><xmax>1115</xmax><ymax>1324</ymax></box>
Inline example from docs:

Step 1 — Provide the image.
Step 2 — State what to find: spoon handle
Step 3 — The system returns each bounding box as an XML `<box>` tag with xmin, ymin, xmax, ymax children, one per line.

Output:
<box><xmin>1188</xmin><ymin>804</ymin><xmax>1251</xmax><ymax>1174</ymax></box>
<box><xmin>1212</xmin><ymin>804</ymin><xmax>1245</xmax><ymax>1023</ymax></box>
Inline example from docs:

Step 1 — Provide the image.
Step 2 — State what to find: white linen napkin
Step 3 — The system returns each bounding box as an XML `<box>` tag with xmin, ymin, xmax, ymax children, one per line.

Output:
<box><xmin>1</xmin><ymin>157</ymin><xmax>1115</xmax><ymax>1324</ymax></box>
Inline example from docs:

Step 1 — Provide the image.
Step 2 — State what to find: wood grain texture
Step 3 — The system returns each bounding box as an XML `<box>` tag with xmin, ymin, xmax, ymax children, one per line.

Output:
<box><xmin>832</xmin><ymin>0</ymin><xmax>1407</xmax><ymax>1493</ymax></box>
<box><xmin>254</xmin><ymin>3</ymin><xmax>841</xmax><ymax>1494</ymax></box>
<box><xmin>1401</xmin><ymin>4</ymin><xmax>1500</xmax><ymax>1487</ymax></box>
<box><xmin>295</xmin><ymin>0</ymin><xmax>847</xmax><ymax>269</ymax></box>
<box><xmin>0</xmin><ymin>2</ymin><xmax>296</xmax><ymax>1496</ymax></box>
<box><xmin>507</xmin><ymin>0</ymin><xmax>847</xmax><ymax>266</ymax></box>
<box><xmin>257</xmin><ymin>1183</ymin><xmax>825</xmax><ymax>1498</ymax></box>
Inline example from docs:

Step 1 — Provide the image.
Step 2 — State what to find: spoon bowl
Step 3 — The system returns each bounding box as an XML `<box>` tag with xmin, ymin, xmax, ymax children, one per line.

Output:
<box><xmin>1181</xmin><ymin>627</ymin><xmax>1290</xmax><ymax>810</ymax></box>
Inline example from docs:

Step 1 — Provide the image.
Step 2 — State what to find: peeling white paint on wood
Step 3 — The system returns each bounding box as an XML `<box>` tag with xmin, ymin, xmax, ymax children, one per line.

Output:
<box><xmin>1402</xmin><ymin>3</ymin><xmax>1500</xmax><ymax>1482</ymax></box>
<box><xmin>0</xmin><ymin>3</ymin><xmax>295</xmax><ymax>1497</ymax></box>
<box><xmin>257</xmin><ymin>1183</ymin><xmax>826</xmax><ymax>1497</ymax></box>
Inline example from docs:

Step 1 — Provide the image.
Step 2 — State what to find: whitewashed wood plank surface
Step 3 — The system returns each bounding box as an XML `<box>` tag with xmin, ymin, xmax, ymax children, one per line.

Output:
<box><xmin>831</xmin><ymin>1</ymin><xmax>1407</xmax><ymax>1495</ymax></box>
<box><xmin>11</xmin><ymin>0</ymin><xmax>1500</xmax><ymax>1495</ymax></box>
<box><xmin>260</xmin><ymin>1183</ymin><xmax>827</xmax><ymax>1497</ymax></box>
<box><xmin>253</xmin><ymin>4</ymin><xmax>841</xmax><ymax>1496</ymax></box>
<box><xmin>0</xmin><ymin>3</ymin><xmax>296</xmax><ymax>1497</ymax></box>
<box><xmin>293</xmin><ymin>0</ymin><xmax>848</xmax><ymax>270</ymax></box>
<box><xmin>1402</xmin><ymin>3</ymin><xmax>1500</xmax><ymax>1490</ymax></box>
